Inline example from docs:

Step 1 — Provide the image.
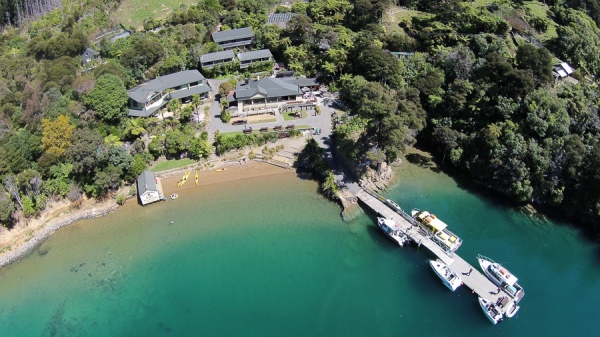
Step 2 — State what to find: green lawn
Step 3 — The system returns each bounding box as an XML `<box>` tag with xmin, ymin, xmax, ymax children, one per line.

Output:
<box><xmin>383</xmin><ymin>5</ymin><xmax>431</xmax><ymax>34</ymax></box>
<box><xmin>113</xmin><ymin>0</ymin><xmax>197</xmax><ymax>30</ymax></box>
<box><xmin>283</xmin><ymin>111</ymin><xmax>308</xmax><ymax>121</ymax></box>
<box><xmin>150</xmin><ymin>158</ymin><xmax>195</xmax><ymax>172</ymax></box>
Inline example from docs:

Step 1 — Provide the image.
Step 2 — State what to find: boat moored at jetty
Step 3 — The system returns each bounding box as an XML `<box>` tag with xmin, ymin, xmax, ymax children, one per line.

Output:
<box><xmin>505</xmin><ymin>301</ymin><xmax>520</xmax><ymax>318</ymax></box>
<box><xmin>477</xmin><ymin>255</ymin><xmax>525</xmax><ymax>302</ymax></box>
<box><xmin>429</xmin><ymin>259</ymin><xmax>462</xmax><ymax>291</ymax></box>
<box><xmin>377</xmin><ymin>217</ymin><xmax>410</xmax><ymax>246</ymax></box>
<box><xmin>411</xmin><ymin>209</ymin><xmax>462</xmax><ymax>252</ymax></box>
<box><xmin>479</xmin><ymin>297</ymin><xmax>503</xmax><ymax>324</ymax></box>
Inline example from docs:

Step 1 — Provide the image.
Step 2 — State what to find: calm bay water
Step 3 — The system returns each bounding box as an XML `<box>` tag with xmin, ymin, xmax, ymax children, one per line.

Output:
<box><xmin>1</xmin><ymin>161</ymin><xmax>599</xmax><ymax>336</ymax></box>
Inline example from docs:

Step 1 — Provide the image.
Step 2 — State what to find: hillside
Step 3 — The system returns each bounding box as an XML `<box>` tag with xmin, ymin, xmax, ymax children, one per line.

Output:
<box><xmin>0</xmin><ymin>0</ymin><xmax>598</xmax><ymax>240</ymax></box>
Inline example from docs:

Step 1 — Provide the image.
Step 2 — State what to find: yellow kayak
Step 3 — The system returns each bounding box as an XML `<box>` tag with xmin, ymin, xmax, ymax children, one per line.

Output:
<box><xmin>195</xmin><ymin>170</ymin><xmax>199</xmax><ymax>186</ymax></box>
<box><xmin>179</xmin><ymin>171</ymin><xmax>191</xmax><ymax>187</ymax></box>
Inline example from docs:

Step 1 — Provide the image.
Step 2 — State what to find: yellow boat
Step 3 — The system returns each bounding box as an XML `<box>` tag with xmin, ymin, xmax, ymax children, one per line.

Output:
<box><xmin>215</xmin><ymin>168</ymin><xmax>228</xmax><ymax>172</ymax></box>
<box><xmin>195</xmin><ymin>170</ymin><xmax>198</xmax><ymax>186</ymax></box>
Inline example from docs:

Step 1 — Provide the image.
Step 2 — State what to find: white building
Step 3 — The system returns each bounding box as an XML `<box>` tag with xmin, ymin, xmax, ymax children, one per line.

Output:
<box><xmin>137</xmin><ymin>171</ymin><xmax>163</xmax><ymax>206</ymax></box>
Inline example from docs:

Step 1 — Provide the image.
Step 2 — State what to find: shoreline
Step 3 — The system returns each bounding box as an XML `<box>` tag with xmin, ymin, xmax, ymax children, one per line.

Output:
<box><xmin>0</xmin><ymin>160</ymin><xmax>292</xmax><ymax>270</ymax></box>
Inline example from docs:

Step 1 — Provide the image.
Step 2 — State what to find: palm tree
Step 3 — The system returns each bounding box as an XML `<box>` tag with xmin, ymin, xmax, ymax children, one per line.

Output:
<box><xmin>322</xmin><ymin>62</ymin><xmax>337</xmax><ymax>76</ymax></box>
<box><xmin>278</xmin><ymin>37</ymin><xmax>292</xmax><ymax>49</ymax></box>
<box><xmin>339</xmin><ymin>73</ymin><xmax>353</xmax><ymax>87</ymax></box>
<box><xmin>125</xmin><ymin>119</ymin><xmax>146</xmax><ymax>139</ymax></box>
<box><xmin>104</xmin><ymin>134</ymin><xmax>123</xmax><ymax>147</ymax></box>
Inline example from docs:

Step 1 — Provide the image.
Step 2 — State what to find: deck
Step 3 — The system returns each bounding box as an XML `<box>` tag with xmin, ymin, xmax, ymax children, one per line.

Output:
<box><xmin>355</xmin><ymin>188</ymin><xmax>523</xmax><ymax>316</ymax></box>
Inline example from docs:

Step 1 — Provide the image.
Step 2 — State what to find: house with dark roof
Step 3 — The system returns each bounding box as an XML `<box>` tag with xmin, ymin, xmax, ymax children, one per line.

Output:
<box><xmin>200</xmin><ymin>50</ymin><xmax>236</xmax><ymax>69</ymax></box>
<box><xmin>228</xmin><ymin>77</ymin><xmax>317</xmax><ymax>111</ymax></box>
<box><xmin>237</xmin><ymin>49</ymin><xmax>273</xmax><ymax>69</ymax></box>
<box><xmin>137</xmin><ymin>171</ymin><xmax>163</xmax><ymax>205</ymax></box>
<box><xmin>127</xmin><ymin>70</ymin><xmax>210</xmax><ymax>117</ymax></box>
<box><xmin>82</xmin><ymin>48</ymin><xmax>100</xmax><ymax>67</ymax></box>
<box><xmin>211</xmin><ymin>27</ymin><xmax>254</xmax><ymax>49</ymax></box>
<box><xmin>266</xmin><ymin>13</ymin><xmax>296</xmax><ymax>28</ymax></box>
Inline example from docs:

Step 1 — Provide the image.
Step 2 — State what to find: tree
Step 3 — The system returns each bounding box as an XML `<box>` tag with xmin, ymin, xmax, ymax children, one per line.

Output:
<box><xmin>285</xmin><ymin>15</ymin><xmax>314</xmax><ymax>45</ymax></box>
<box><xmin>124</xmin><ymin>119</ymin><xmax>146</xmax><ymax>139</ymax></box>
<box><xmin>167</xmin><ymin>98</ymin><xmax>182</xmax><ymax>116</ymax></box>
<box><xmin>41</xmin><ymin>114</ymin><xmax>75</xmax><ymax>156</ymax></box>
<box><xmin>83</xmin><ymin>75</ymin><xmax>128</xmax><ymax>122</ymax></box>
<box><xmin>125</xmin><ymin>154</ymin><xmax>147</xmax><ymax>182</ymax></box>
<box><xmin>189</xmin><ymin>133</ymin><xmax>211</xmax><ymax>159</ymax></box>
<box><xmin>4</xmin><ymin>175</ymin><xmax>23</xmax><ymax>210</ymax></box>
<box><xmin>104</xmin><ymin>134</ymin><xmax>123</xmax><ymax>147</ymax></box>
<box><xmin>516</xmin><ymin>44</ymin><xmax>554</xmax><ymax>85</ymax></box>
<box><xmin>219</xmin><ymin>82</ymin><xmax>234</xmax><ymax>97</ymax></box>
<box><xmin>0</xmin><ymin>185</ymin><xmax>14</xmax><ymax>226</ymax></box>
<box><xmin>66</xmin><ymin>128</ymin><xmax>106</xmax><ymax>177</ymax></box>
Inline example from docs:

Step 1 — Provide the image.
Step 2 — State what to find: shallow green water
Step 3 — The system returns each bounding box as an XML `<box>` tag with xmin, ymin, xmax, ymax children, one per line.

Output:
<box><xmin>1</xmin><ymin>163</ymin><xmax>599</xmax><ymax>336</ymax></box>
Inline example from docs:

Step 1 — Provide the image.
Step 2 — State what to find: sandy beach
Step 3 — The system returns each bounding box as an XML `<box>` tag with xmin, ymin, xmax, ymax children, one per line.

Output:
<box><xmin>0</xmin><ymin>160</ymin><xmax>291</xmax><ymax>269</ymax></box>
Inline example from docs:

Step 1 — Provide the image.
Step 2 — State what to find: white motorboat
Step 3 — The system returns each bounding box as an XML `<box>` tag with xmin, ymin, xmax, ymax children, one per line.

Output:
<box><xmin>429</xmin><ymin>259</ymin><xmax>462</xmax><ymax>291</ymax></box>
<box><xmin>377</xmin><ymin>217</ymin><xmax>409</xmax><ymax>246</ymax></box>
<box><xmin>479</xmin><ymin>297</ymin><xmax>503</xmax><ymax>325</ymax></box>
<box><xmin>477</xmin><ymin>255</ymin><xmax>525</xmax><ymax>301</ymax></box>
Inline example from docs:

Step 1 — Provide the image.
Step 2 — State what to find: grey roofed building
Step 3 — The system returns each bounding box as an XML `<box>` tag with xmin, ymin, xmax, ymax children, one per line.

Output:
<box><xmin>82</xmin><ymin>48</ymin><xmax>100</xmax><ymax>66</ymax></box>
<box><xmin>229</xmin><ymin>77</ymin><xmax>317</xmax><ymax>111</ymax></box>
<box><xmin>200</xmin><ymin>50</ymin><xmax>235</xmax><ymax>64</ymax></box>
<box><xmin>128</xmin><ymin>69</ymin><xmax>210</xmax><ymax>117</ymax></box>
<box><xmin>211</xmin><ymin>27</ymin><xmax>254</xmax><ymax>49</ymax></box>
<box><xmin>285</xmin><ymin>78</ymin><xmax>319</xmax><ymax>88</ymax></box>
<box><xmin>266</xmin><ymin>13</ymin><xmax>297</xmax><ymax>28</ymax></box>
<box><xmin>137</xmin><ymin>170</ymin><xmax>157</xmax><ymax>196</ymax></box>
<box><xmin>200</xmin><ymin>50</ymin><xmax>236</xmax><ymax>69</ymax></box>
<box><xmin>235</xmin><ymin>78</ymin><xmax>301</xmax><ymax>100</ymax></box>
<box><xmin>237</xmin><ymin>49</ymin><xmax>273</xmax><ymax>69</ymax></box>
<box><xmin>137</xmin><ymin>170</ymin><xmax>163</xmax><ymax>205</ymax></box>
<box><xmin>237</xmin><ymin>49</ymin><xmax>273</xmax><ymax>62</ymax></box>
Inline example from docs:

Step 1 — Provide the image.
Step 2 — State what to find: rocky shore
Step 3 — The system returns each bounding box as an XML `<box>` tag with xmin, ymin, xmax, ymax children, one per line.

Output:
<box><xmin>0</xmin><ymin>203</ymin><xmax>120</xmax><ymax>269</ymax></box>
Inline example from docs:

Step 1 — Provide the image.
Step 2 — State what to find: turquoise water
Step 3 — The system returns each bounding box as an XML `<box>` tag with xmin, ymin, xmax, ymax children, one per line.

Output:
<box><xmin>1</xmin><ymin>163</ymin><xmax>599</xmax><ymax>336</ymax></box>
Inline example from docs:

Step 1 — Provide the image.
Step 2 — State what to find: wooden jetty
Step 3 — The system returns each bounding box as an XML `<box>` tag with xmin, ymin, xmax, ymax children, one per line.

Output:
<box><xmin>355</xmin><ymin>189</ymin><xmax>522</xmax><ymax>316</ymax></box>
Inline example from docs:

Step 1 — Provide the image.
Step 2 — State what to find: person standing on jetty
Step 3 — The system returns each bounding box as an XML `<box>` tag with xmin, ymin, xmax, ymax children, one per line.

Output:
<box><xmin>463</xmin><ymin>267</ymin><xmax>473</xmax><ymax>276</ymax></box>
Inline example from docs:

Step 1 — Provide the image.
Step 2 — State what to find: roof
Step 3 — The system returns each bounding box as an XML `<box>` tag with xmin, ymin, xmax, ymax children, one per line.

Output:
<box><xmin>276</xmin><ymin>70</ymin><xmax>295</xmax><ymax>78</ymax></box>
<box><xmin>285</xmin><ymin>78</ymin><xmax>319</xmax><ymax>87</ymax></box>
<box><xmin>560</xmin><ymin>62</ymin><xmax>574</xmax><ymax>74</ymax></box>
<box><xmin>392</xmin><ymin>51</ymin><xmax>415</xmax><ymax>57</ymax></box>
<box><xmin>235</xmin><ymin>78</ymin><xmax>302</xmax><ymax>100</ymax></box>
<box><xmin>267</xmin><ymin>13</ymin><xmax>296</xmax><ymax>23</ymax></box>
<box><xmin>82</xmin><ymin>48</ymin><xmax>99</xmax><ymax>59</ymax></box>
<box><xmin>417</xmin><ymin>211</ymin><xmax>448</xmax><ymax>232</ymax></box>
<box><xmin>237</xmin><ymin>49</ymin><xmax>273</xmax><ymax>62</ymax></box>
<box><xmin>200</xmin><ymin>50</ymin><xmax>235</xmax><ymax>63</ymax></box>
<box><xmin>170</xmin><ymin>84</ymin><xmax>210</xmax><ymax>99</ymax></box>
<box><xmin>554</xmin><ymin>68</ymin><xmax>568</xmax><ymax>78</ymax></box>
<box><xmin>212</xmin><ymin>27</ymin><xmax>254</xmax><ymax>43</ymax></box>
<box><xmin>266</xmin><ymin>13</ymin><xmax>296</xmax><ymax>28</ymax></box>
<box><xmin>137</xmin><ymin>170</ymin><xmax>157</xmax><ymax>195</ymax></box>
<box><xmin>128</xmin><ymin>70</ymin><xmax>206</xmax><ymax>103</ymax></box>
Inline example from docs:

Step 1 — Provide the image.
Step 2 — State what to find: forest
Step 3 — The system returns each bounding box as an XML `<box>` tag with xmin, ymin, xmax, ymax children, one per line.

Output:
<box><xmin>0</xmin><ymin>0</ymin><xmax>598</xmax><ymax>239</ymax></box>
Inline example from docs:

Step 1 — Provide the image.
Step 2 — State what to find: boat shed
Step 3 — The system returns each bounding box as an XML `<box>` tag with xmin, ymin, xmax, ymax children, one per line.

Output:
<box><xmin>137</xmin><ymin>170</ymin><xmax>164</xmax><ymax>205</ymax></box>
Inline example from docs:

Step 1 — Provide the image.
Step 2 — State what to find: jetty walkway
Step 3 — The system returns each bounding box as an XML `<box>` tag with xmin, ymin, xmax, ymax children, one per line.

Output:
<box><xmin>355</xmin><ymin>188</ymin><xmax>522</xmax><ymax>315</ymax></box>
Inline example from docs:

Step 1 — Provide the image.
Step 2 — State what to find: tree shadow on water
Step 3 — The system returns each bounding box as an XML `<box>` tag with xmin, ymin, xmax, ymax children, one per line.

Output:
<box><xmin>405</xmin><ymin>153</ymin><xmax>441</xmax><ymax>173</ymax></box>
